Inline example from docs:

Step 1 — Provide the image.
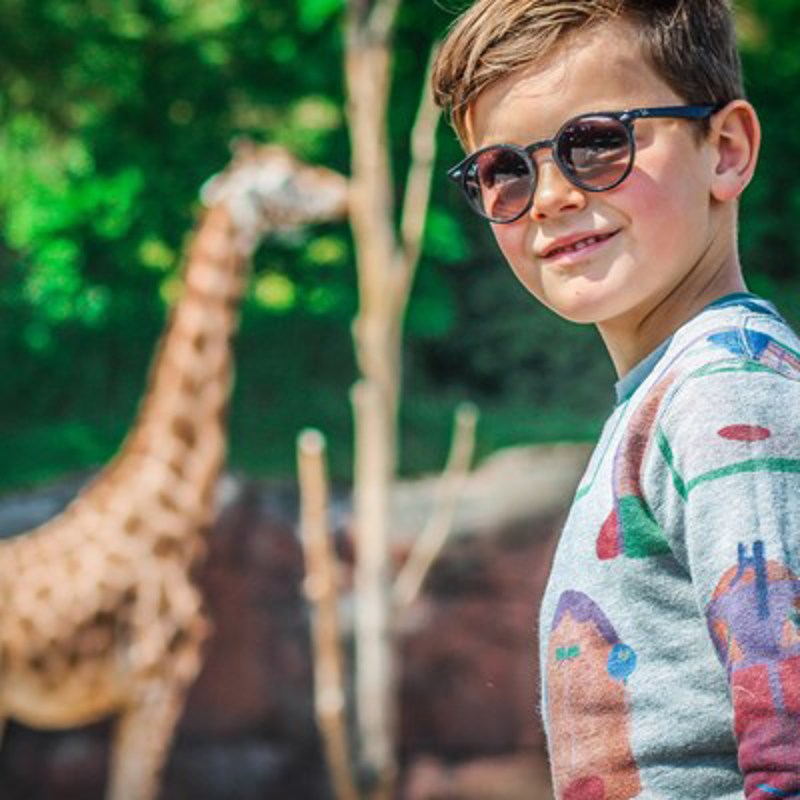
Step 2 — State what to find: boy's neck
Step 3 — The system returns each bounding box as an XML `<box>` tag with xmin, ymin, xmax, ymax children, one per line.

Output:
<box><xmin>599</xmin><ymin>253</ymin><xmax>748</xmax><ymax>379</ymax></box>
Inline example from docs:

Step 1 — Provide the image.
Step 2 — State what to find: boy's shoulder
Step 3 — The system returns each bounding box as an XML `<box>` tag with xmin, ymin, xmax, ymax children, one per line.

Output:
<box><xmin>633</xmin><ymin>295</ymin><xmax>800</xmax><ymax>501</ymax></box>
<box><xmin>640</xmin><ymin>295</ymin><xmax>800</xmax><ymax>418</ymax></box>
<box><xmin>609</xmin><ymin>296</ymin><xmax>800</xmax><ymax>492</ymax></box>
<box><xmin>577</xmin><ymin>295</ymin><xmax>799</xmax><ymax>516</ymax></box>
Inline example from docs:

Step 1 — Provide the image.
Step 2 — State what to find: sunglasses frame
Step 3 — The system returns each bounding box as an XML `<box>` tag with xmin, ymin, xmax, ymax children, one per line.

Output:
<box><xmin>447</xmin><ymin>104</ymin><xmax>720</xmax><ymax>224</ymax></box>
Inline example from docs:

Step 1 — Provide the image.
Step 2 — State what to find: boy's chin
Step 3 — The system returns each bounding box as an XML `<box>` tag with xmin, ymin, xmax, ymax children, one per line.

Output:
<box><xmin>531</xmin><ymin>280</ymin><xmax>647</xmax><ymax>327</ymax></box>
<box><xmin>533</xmin><ymin>292</ymin><xmax>617</xmax><ymax>326</ymax></box>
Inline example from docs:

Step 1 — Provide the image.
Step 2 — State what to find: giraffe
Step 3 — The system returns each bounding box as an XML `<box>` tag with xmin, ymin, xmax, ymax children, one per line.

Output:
<box><xmin>0</xmin><ymin>141</ymin><xmax>348</xmax><ymax>800</ymax></box>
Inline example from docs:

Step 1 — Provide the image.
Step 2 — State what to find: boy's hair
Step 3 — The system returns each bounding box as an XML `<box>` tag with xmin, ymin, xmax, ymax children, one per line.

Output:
<box><xmin>432</xmin><ymin>0</ymin><xmax>743</xmax><ymax>143</ymax></box>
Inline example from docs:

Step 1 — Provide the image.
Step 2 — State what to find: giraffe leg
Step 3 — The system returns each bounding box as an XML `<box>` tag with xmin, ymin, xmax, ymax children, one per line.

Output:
<box><xmin>106</xmin><ymin>677</ymin><xmax>191</xmax><ymax>800</ymax></box>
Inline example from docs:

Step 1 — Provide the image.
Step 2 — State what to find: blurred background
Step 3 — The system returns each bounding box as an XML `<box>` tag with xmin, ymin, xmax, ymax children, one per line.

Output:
<box><xmin>0</xmin><ymin>0</ymin><xmax>797</xmax><ymax>798</ymax></box>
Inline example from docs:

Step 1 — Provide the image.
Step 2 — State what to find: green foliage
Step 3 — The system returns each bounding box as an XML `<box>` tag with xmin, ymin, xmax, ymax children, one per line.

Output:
<box><xmin>0</xmin><ymin>0</ymin><xmax>798</xmax><ymax>493</ymax></box>
<box><xmin>299</xmin><ymin>0</ymin><xmax>344</xmax><ymax>32</ymax></box>
<box><xmin>739</xmin><ymin>0</ymin><xmax>800</xmax><ymax>320</ymax></box>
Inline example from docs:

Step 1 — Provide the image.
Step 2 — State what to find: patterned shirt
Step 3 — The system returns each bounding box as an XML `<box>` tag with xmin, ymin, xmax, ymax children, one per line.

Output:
<box><xmin>539</xmin><ymin>294</ymin><xmax>800</xmax><ymax>800</ymax></box>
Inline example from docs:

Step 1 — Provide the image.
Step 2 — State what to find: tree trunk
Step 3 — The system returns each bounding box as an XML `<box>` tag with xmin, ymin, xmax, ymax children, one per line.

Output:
<box><xmin>346</xmin><ymin>33</ymin><xmax>401</xmax><ymax>799</ymax></box>
<box><xmin>343</xmin><ymin>4</ymin><xmax>441</xmax><ymax>795</ymax></box>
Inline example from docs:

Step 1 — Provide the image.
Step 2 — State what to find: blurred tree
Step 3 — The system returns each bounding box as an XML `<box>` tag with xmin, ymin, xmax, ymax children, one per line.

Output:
<box><xmin>343</xmin><ymin>0</ymin><xmax>443</xmax><ymax>792</ymax></box>
<box><xmin>0</xmin><ymin>0</ymin><xmax>796</xmax><ymax>492</ymax></box>
<box><xmin>738</xmin><ymin>0</ymin><xmax>800</xmax><ymax>321</ymax></box>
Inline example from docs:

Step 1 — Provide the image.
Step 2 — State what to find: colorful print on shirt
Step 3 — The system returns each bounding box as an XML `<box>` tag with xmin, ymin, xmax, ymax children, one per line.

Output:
<box><xmin>596</xmin><ymin>372</ymin><xmax>676</xmax><ymax>562</ymax></box>
<box><xmin>598</xmin><ymin>326</ymin><xmax>800</xmax><ymax>564</ymax></box>
<box><xmin>705</xmin><ymin>541</ymin><xmax>800</xmax><ymax>798</ymax></box>
<box><xmin>548</xmin><ymin>591</ymin><xmax>641</xmax><ymax>800</ymax></box>
<box><xmin>707</xmin><ymin>329</ymin><xmax>800</xmax><ymax>381</ymax></box>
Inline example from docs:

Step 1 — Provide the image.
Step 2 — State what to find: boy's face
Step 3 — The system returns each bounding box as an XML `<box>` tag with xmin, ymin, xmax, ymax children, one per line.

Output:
<box><xmin>465</xmin><ymin>21</ymin><xmax>727</xmax><ymax>336</ymax></box>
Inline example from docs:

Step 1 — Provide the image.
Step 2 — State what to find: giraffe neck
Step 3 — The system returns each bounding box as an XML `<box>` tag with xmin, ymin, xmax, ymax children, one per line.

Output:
<box><xmin>109</xmin><ymin>203</ymin><xmax>250</xmax><ymax>522</ymax></box>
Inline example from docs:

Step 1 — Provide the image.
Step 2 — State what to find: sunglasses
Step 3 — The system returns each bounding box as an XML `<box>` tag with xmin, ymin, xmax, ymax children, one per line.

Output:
<box><xmin>447</xmin><ymin>104</ymin><xmax>718</xmax><ymax>224</ymax></box>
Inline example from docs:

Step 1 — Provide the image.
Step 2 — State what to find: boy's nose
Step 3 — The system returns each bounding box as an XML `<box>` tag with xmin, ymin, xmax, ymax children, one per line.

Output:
<box><xmin>529</xmin><ymin>158</ymin><xmax>586</xmax><ymax>221</ymax></box>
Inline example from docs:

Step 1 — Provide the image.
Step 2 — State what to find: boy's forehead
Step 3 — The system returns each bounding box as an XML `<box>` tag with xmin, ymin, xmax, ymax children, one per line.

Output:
<box><xmin>464</xmin><ymin>58</ymin><xmax>571</xmax><ymax>147</ymax></box>
<box><xmin>464</xmin><ymin>20</ymin><xmax>679</xmax><ymax>150</ymax></box>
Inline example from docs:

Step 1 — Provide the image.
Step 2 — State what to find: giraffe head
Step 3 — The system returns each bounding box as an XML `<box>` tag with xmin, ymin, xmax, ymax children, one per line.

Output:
<box><xmin>200</xmin><ymin>139</ymin><xmax>349</xmax><ymax>252</ymax></box>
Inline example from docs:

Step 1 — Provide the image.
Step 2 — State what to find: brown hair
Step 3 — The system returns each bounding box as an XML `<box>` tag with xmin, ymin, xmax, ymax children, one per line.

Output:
<box><xmin>432</xmin><ymin>0</ymin><xmax>743</xmax><ymax>143</ymax></box>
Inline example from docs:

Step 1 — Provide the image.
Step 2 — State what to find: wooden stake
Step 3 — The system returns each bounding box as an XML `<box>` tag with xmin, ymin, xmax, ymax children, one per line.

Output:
<box><xmin>297</xmin><ymin>430</ymin><xmax>359</xmax><ymax>800</ymax></box>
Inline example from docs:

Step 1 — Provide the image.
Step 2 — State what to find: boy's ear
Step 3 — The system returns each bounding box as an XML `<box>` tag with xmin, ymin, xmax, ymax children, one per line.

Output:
<box><xmin>709</xmin><ymin>100</ymin><xmax>761</xmax><ymax>203</ymax></box>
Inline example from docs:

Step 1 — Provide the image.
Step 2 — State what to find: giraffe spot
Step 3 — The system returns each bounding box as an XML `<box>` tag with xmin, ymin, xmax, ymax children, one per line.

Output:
<box><xmin>718</xmin><ymin>425</ymin><xmax>772</xmax><ymax>442</ymax></box>
<box><xmin>124</xmin><ymin>515</ymin><xmax>143</xmax><ymax>535</ymax></box>
<box><xmin>67</xmin><ymin>648</ymin><xmax>81</xmax><ymax>668</ymax></box>
<box><xmin>90</xmin><ymin>612</ymin><xmax>111</xmax><ymax>631</ymax></box>
<box><xmin>29</xmin><ymin>655</ymin><xmax>45</xmax><ymax>673</ymax></box>
<box><xmin>180</xmin><ymin>374</ymin><xmax>198</xmax><ymax>395</ymax></box>
<box><xmin>192</xmin><ymin>331</ymin><xmax>207</xmax><ymax>353</ymax></box>
<box><xmin>171</xmin><ymin>416</ymin><xmax>197</xmax><ymax>447</ymax></box>
<box><xmin>121</xmin><ymin>587</ymin><xmax>137</xmax><ymax>606</ymax></box>
<box><xmin>157</xmin><ymin>490</ymin><xmax>180</xmax><ymax>513</ymax></box>
<box><xmin>154</xmin><ymin>537</ymin><xmax>181</xmax><ymax>559</ymax></box>
<box><xmin>35</xmin><ymin>584</ymin><xmax>52</xmax><ymax>601</ymax></box>
<box><xmin>168</xmin><ymin>629</ymin><xmax>188</xmax><ymax>654</ymax></box>
<box><xmin>167</xmin><ymin>457</ymin><xmax>184</xmax><ymax>477</ymax></box>
<box><xmin>159</xmin><ymin>587</ymin><xmax>172</xmax><ymax>616</ymax></box>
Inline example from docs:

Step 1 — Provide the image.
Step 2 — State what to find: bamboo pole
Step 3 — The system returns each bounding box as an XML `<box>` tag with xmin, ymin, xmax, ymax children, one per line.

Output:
<box><xmin>297</xmin><ymin>430</ymin><xmax>359</xmax><ymax>800</ymax></box>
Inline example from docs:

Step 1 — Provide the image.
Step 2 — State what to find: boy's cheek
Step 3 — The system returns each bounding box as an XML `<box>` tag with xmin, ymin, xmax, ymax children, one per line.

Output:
<box><xmin>491</xmin><ymin>222</ymin><xmax>530</xmax><ymax>266</ymax></box>
<box><xmin>491</xmin><ymin>224</ymin><xmax>538</xmax><ymax>284</ymax></box>
<box><xmin>494</xmin><ymin>228</ymin><xmax>553</xmax><ymax>307</ymax></box>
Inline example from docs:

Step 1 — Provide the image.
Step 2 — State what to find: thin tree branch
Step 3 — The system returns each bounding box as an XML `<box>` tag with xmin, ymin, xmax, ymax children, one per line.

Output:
<box><xmin>346</xmin><ymin>0</ymin><xmax>372</xmax><ymax>40</ymax></box>
<box><xmin>393</xmin><ymin>403</ymin><xmax>479</xmax><ymax>611</ymax></box>
<box><xmin>297</xmin><ymin>430</ymin><xmax>359</xmax><ymax>800</ymax></box>
<box><xmin>368</xmin><ymin>0</ymin><xmax>404</xmax><ymax>43</ymax></box>
<box><xmin>393</xmin><ymin>42</ymin><xmax>442</xmax><ymax>311</ymax></box>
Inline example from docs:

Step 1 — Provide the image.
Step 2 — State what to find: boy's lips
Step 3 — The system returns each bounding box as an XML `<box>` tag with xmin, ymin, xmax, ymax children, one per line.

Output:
<box><xmin>538</xmin><ymin>229</ymin><xmax>621</xmax><ymax>260</ymax></box>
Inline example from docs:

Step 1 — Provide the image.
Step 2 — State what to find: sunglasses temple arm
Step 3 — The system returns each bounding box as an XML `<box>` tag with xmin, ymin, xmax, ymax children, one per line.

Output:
<box><xmin>625</xmin><ymin>105</ymin><xmax>718</xmax><ymax>122</ymax></box>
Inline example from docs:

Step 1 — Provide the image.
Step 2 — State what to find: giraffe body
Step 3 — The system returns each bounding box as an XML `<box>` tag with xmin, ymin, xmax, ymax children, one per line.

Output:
<box><xmin>0</xmin><ymin>143</ymin><xmax>348</xmax><ymax>800</ymax></box>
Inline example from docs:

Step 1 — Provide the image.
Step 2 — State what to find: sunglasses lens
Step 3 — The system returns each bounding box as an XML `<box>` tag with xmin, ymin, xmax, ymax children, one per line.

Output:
<box><xmin>457</xmin><ymin>115</ymin><xmax>633</xmax><ymax>220</ymax></box>
<box><xmin>464</xmin><ymin>147</ymin><xmax>533</xmax><ymax>222</ymax></box>
<box><xmin>557</xmin><ymin>116</ymin><xmax>632</xmax><ymax>189</ymax></box>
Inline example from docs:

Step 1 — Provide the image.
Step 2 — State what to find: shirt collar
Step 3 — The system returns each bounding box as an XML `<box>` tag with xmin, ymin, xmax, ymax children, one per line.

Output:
<box><xmin>613</xmin><ymin>292</ymin><xmax>775</xmax><ymax>404</ymax></box>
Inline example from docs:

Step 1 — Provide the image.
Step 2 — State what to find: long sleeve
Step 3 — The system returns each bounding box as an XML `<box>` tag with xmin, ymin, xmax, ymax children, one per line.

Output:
<box><xmin>650</xmin><ymin>345</ymin><xmax>800</xmax><ymax>799</ymax></box>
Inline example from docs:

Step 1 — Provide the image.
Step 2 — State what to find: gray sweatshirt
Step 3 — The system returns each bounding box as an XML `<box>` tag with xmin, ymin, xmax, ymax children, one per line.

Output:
<box><xmin>539</xmin><ymin>294</ymin><xmax>800</xmax><ymax>800</ymax></box>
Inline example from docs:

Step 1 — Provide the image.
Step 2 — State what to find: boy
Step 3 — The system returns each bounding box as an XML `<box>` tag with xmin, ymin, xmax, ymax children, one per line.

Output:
<box><xmin>432</xmin><ymin>1</ymin><xmax>800</xmax><ymax>798</ymax></box>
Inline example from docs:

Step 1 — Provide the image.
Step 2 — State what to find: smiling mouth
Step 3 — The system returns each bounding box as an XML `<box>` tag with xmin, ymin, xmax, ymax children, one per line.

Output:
<box><xmin>545</xmin><ymin>231</ymin><xmax>619</xmax><ymax>259</ymax></box>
